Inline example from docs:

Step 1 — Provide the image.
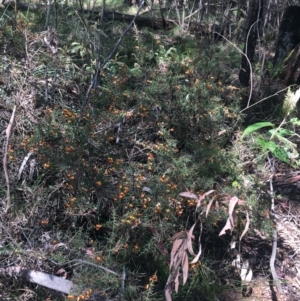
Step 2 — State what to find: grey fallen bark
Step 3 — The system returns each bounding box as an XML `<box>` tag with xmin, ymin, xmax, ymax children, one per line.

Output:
<box><xmin>0</xmin><ymin>266</ymin><xmax>74</xmax><ymax>294</ymax></box>
<box><xmin>0</xmin><ymin>261</ymin><xmax>125</xmax><ymax>295</ymax></box>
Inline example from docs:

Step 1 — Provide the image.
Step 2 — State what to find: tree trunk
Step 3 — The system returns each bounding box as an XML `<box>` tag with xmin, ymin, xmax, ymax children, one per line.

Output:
<box><xmin>284</xmin><ymin>44</ymin><xmax>300</xmax><ymax>85</ymax></box>
<box><xmin>239</xmin><ymin>0</ymin><xmax>265</xmax><ymax>87</ymax></box>
<box><xmin>273</xmin><ymin>6</ymin><xmax>300</xmax><ymax>67</ymax></box>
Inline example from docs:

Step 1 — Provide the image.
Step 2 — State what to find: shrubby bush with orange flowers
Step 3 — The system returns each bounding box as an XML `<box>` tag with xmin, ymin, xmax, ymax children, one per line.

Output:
<box><xmin>1</xmin><ymin>14</ymin><xmax>247</xmax><ymax>300</ymax></box>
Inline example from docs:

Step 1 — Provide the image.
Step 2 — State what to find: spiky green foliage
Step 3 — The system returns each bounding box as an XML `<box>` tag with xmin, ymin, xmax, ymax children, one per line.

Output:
<box><xmin>0</xmin><ymin>4</ymin><xmax>252</xmax><ymax>301</ymax></box>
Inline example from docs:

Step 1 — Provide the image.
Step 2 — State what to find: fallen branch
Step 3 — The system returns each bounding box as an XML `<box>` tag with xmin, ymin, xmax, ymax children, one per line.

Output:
<box><xmin>2</xmin><ymin>105</ymin><xmax>16</xmax><ymax>213</ymax></box>
<box><xmin>0</xmin><ymin>260</ymin><xmax>124</xmax><ymax>295</ymax></box>
<box><xmin>268</xmin><ymin>156</ymin><xmax>283</xmax><ymax>295</ymax></box>
<box><xmin>0</xmin><ymin>266</ymin><xmax>74</xmax><ymax>294</ymax></box>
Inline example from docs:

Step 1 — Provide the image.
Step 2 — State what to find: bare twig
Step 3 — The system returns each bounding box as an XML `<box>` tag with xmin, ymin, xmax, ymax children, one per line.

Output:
<box><xmin>213</xmin><ymin>32</ymin><xmax>253</xmax><ymax>107</ymax></box>
<box><xmin>46</xmin><ymin>258</ymin><xmax>121</xmax><ymax>276</ymax></box>
<box><xmin>240</xmin><ymin>86</ymin><xmax>289</xmax><ymax>113</ymax></box>
<box><xmin>268</xmin><ymin>155</ymin><xmax>283</xmax><ymax>295</ymax></box>
<box><xmin>3</xmin><ymin>105</ymin><xmax>17</xmax><ymax>213</ymax></box>
<box><xmin>0</xmin><ymin>257</ymin><xmax>124</xmax><ymax>295</ymax></box>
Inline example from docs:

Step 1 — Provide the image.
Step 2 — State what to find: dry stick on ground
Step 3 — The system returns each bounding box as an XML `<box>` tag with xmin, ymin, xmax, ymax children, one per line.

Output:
<box><xmin>268</xmin><ymin>155</ymin><xmax>283</xmax><ymax>295</ymax></box>
<box><xmin>2</xmin><ymin>105</ymin><xmax>17</xmax><ymax>213</ymax></box>
<box><xmin>0</xmin><ymin>259</ymin><xmax>125</xmax><ymax>294</ymax></box>
<box><xmin>47</xmin><ymin>258</ymin><xmax>126</xmax><ymax>290</ymax></box>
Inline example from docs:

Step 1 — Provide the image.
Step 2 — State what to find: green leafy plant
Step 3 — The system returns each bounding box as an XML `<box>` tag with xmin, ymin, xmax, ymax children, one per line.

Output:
<box><xmin>241</xmin><ymin>87</ymin><xmax>300</xmax><ymax>166</ymax></box>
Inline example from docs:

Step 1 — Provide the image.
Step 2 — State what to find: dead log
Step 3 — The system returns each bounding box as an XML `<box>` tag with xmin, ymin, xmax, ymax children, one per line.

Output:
<box><xmin>1</xmin><ymin>1</ymin><xmax>169</xmax><ymax>29</ymax></box>
<box><xmin>99</xmin><ymin>10</ymin><xmax>169</xmax><ymax>29</ymax></box>
<box><xmin>1</xmin><ymin>1</ymin><xmax>222</xmax><ymax>33</ymax></box>
<box><xmin>1</xmin><ymin>0</ymin><xmax>39</xmax><ymax>10</ymax></box>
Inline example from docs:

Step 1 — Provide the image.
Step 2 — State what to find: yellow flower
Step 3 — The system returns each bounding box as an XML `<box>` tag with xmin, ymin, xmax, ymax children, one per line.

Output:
<box><xmin>95</xmin><ymin>256</ymin><xmax>102</xmax><ymax>262</ymax></box>
<box><xmin>149</xmin><ymin>274</ymin><xmax>158</xmax><ymax>282</ymax></box>
<box><xmin>95</xmin><ymin>224</ymin><xmax>102</xmax><ymax>230</ymax></box>
<box><xmin>44</xmin><ymin>162</ymin><xmax>51</xmax><ymax>169</ymax></box>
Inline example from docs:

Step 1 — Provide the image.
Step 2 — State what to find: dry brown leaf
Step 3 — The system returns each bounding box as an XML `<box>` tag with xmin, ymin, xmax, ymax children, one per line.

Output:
<box><xmin>174</xmin><ymin>269</ymin><xmax>180</xmax><ymax>293</ymax></box>
<box><xmin>168</xmin><ymin>240</ymin><xmax>188</xmax><ymax>296</ymax></box>
<box><xmin>228</xmin><ymin>196</ymin><xmax>239</xmax><ymax>226</ymax></box>
<box><xmin>165</xmin><ymin>285</ymin><xmax>173</xmax><ymax>301</ymax></box>
<box><xmin>206</xmin><ymin>196</ymin><xmax>216</xmax><ymax>217</ymax></box>
<box><xmin>179</xmin><ymin>191</ymin><xmax>198</xmax><ymax>199</ymax></box>
<box><xmin>219</xmin><ymin>218</ymin><xmax>232</xmax><ymax>236</ymax></box>
<box><xmin>171</xmin><ymin>238</ymin><xmax>184</xmax><ymax>255</ymax></box>
<box><xmin>170</xmin><ymin>239</ymin><xmax>184</xmax><ymax>267</ymax></box>
<box><xmin>84</xmin><ymin>248</ymin><xmax>95</xmax><ymax>257</ymax></box>
<box><xmin>181</xmin><ymin>252</ymin><xmax>189</xmax><ymax>285</ymax></box>
<box><xmin>186</xmin><ymin>224</ymin><xmax>197</xmax><ymax>256</ymax></box>
<box><xmin>196</xmin><ymin>190</ymin><xmax>215</xmax><ymax>209</ymax></box>
<box><xmin>171</xmin><ymin>231</ymin><xmax>185</xmax><ymax>241</ymax></box>
<box><xmin>240</xmin><ymin>210</ymin><xmax>250</xmax><ymax>241</ymax></box>
<box><xmin>237</xmin><ymin>199</ymin><xmax>246</xmax><ymax>206</ymax></box>
<box><xmin>191</xmin><ymin>244</ymin><xmax>202</xmax><ymax>264</ymax></box>
<box><xmin>219</xmin><ymin>197</ymin><xmax>239</xmax><ymax>236</ymax></box>
<box><xmin>165</xmin><ymin>276</ymin><xmax>173</xmax><ymax>301</ymax></box>
<box><xmin>219</xmin><ymin>211</ymin><xmax>237</xmax><ymax>236</ymax></box>
<box><xmin>175</xmin><ymin>249</ymin><xmax>185</xmax><ymax>270</ymax></box>
<box><xmin>166</xmin><ymin>226</ymin><xmax>199</xmax><ymax>300</ymax></box>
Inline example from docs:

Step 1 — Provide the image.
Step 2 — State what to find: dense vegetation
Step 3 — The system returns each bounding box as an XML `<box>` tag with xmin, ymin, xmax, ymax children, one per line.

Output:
<box><xmin>1</xmin><ymin>0</ymin><xmax>300</xmax><ymax>300</ymax></box>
